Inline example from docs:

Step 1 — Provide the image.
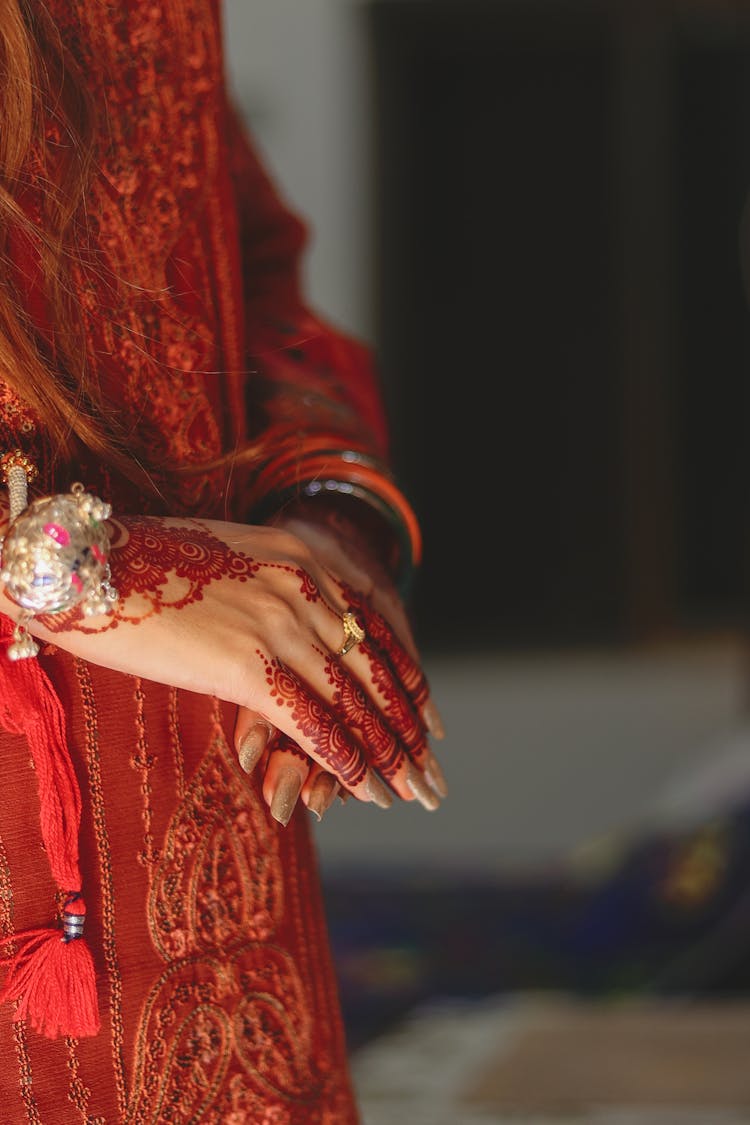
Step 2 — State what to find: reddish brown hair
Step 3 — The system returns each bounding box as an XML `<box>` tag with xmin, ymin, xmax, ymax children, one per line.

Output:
<box><xmin>0</xmin><ymin>1</ymin><xmax>166</xmax><ymax>489</ymax></box>
<box><xmin>0</xmin><ymin>2</ymin><xmax>273</xmax><ymax>499</ymax></box>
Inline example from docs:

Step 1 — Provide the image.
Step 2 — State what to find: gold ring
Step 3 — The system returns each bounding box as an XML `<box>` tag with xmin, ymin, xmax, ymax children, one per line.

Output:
<box><xmin>338</xmin><ymin>610</ymin><xmax>365</xmax><ymax>656</ymax></box>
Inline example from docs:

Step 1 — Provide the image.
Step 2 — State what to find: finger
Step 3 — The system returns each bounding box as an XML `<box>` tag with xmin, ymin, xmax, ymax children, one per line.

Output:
<box><xmin>321</xmin><ymin>641</ymin><xmax>440</xmax><ymax>809</ymax></box>
<box><xmin>373</xmin><ymin>598</ymin><xmax>446</xmax><ymax>741</ymax></box>
<box><xmin>330</xmin><ymin>593</ymin><xmax>448</xmax><ymax>802</ymax></box>
<box><xmin>262</xmin><ymin>733</ymin><xmax>310</xmax><ymax>827</ymax></box>
<box><xmin>257</xmin><ymin>554</ymin><xmax>431</xmax><ymax>759</ymax></box>
<box><xmin>318</xmin><ymin>581</ymin><xmax>431</xmax><ymax>751</ymax></box>
<box><xmin>423</xmin><ymin>747</ymin><xmax>449</xmax><ymax>798</ymax></box>
<box><xmin>252</xmin><ymin>652</ymin><xmax>393</xmax><ymax>809</ymax></box>
<box><xmin>323</xmin><ymin>602</ymin><xmax>431</xmax><ymax>766</ymax></box>
<box><xmin>423</xmin><ymin>699</ymin><xmax>447</xmax><ymax>741</ymax></box>
<box><xmin>343</xmin><ymin>588</ymin><xmax>449</xmax><ymax>752</ymax></box>
<box><xmin>248</xmin><ymin>561</ymin><xmax>434</xmax><ymax>806</ymax></box>
<box><xmin>345</xmin><ymin>587</ymin><xmax>429</xmax><ymax>712</ymax></box>
<box><xmin>234</xmin><ymin>709</ymin><xmax>275</xmax><ymax>775</ymax></box>
<box><xmin>301</xmin><ymin>765</ymin><xmax>340</xmax><ymax>822</ymax></box>
<box><xmin>257</xmin><ymin>616</ymin><xmax>434</xmax><ymax>807</ymax></box>
<box><xmin>261</xmin><ymin>740</ymin><xmax>340</xmax><ymax>825</ymax></box>
<box><xmin>241</xmin><ymin>717</ymin><xmax>341</xmax><ymax>823</ymax></box>
<box><xmin>267</xmin><ymin>576</ymin><xmax>441</xmax><ymax>807</ymax></box>
<box><xmin>335</xmin><ymin>567</ymin><xmax>446</xmax><ymax>743</ymax></box>
<box><xmin>307</xmin><ymin>588</ymin><xmax>427</xmax><ymax>754</ymax></box>
<box><xmin>275</xmin><ymin>512</ymin><xmax>447</xmax><ymax>739</ymax></box>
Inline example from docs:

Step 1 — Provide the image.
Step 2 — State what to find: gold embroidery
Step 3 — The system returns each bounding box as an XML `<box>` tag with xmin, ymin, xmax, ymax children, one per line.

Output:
<box><xmin>76</xmin><ymin>658</ymin><xmax>129</xmax><ymax>1116</ymax></box>
<box><xmin>167</xmin><ymin>686</ymin><xmax>186</xmax><ymax>800</ymax></box>
<box><xmin>0</xmin><ymin>830</ymin><xmax>43</xmax><ymax>1125</ymax></box>
<box><xmin>0</xmin><ymin>837</ymin><xmax>13</xmax><ymax>941</ymax></box>
<box><xmin>147</xmin><ymin>713</ymin><xmax>282</xmax><ymax>962</ymax></box>
<box><xmin>3</xmin><ymin>0</ymin><xmax>231</xmax><ymax>516</ymax></box>
<box><xmin>66</xmin><ymin>1036</ymin><xmax>107</xmax><ymax>1124</ymax></box>
<box><xmin>132</xmin><ymin>678</ymin><xmax>159</xmax><ymax>870</ymax></box>
<box><xmin>127</xmin><ymin>713</ymin><xmax>331</xmax><ymax>1121</ymax></box>
<box><xmin>0</xmin><ymin>0</ymin><xmax>358</xmax><ymax>1115</ymax></box>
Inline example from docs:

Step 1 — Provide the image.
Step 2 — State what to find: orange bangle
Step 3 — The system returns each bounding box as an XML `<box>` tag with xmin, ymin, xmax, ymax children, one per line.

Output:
<box><xmin>248</xmin><ymin>451</ymin><xmax>422</xmax><ymax>591</ymax></box>
<box><xmin>248</xmin><ymin>440</ymin><xmax>381</xmax><ymax>501</ymax></box>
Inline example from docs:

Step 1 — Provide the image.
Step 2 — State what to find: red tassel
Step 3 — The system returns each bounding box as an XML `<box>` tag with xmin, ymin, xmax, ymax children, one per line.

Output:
<box><xmin>0</xmin><ymin>616</ymin><xmax>100</xmax><ymax>1037</ymax></box>
<box><xmin>0</xmin><ymin>907</ymin><xmax>100</xmax><ymax>1038</ymax></box>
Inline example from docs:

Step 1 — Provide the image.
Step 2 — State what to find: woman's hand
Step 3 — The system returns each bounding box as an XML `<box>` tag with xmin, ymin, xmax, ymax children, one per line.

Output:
<box><xmin>234</xmin><ymin>498</ymin><xmax>448</xmax><ymax>822</ymax></box>
<box><xmin>7</xmin><ymin>512</ymin><xmax>445</xmax><ymax>815</ymax></box>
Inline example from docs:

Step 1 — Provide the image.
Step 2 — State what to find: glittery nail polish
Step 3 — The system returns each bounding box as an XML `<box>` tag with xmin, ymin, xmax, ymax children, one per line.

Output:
<box><xmin>270</xmin><ymin>767</ymin><xmax>303</xmax><ymax>827</ymax></box>
<box><xmin>406</xmin><ymin>764</ymin><xmax>441</xmax><ymax>811</ymax></box>
<box><xmin>423</xmin><ymin>699</ymin><xmax>446</xmax><ymax>740</ymax></box>
<box><xmin>364</xmin><ymin>772</ymin><xmax>393</xmax><ymax>809</ymax></box>
<box><xmin>424</xmin><ymin>753</ymin><xmax>449</xmax><ymax>798</ymax></box>
<box><xmin>307</xmin><ymin>774</ymin><xmax>339</xmax><ymax>822</ymax></box>
<box><xmin>238</xmin><ymin>725</ymin><xmax>269</xmax><ymax>775</ymax></box>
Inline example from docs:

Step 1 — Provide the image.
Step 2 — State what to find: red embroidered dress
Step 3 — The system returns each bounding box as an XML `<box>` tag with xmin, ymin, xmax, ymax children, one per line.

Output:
<box><xmin>0</xmin><ymin>2</ymin><xmax>397</xmax><ymax>1120</ymax></box>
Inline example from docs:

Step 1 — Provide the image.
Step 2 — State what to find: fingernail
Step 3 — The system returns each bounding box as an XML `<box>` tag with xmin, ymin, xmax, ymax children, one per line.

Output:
<box><xmin>307</xmin><ymin>774</ymin><xmax>340</xmax><ymax>821</ymax></box>
<box><xmin>424</xmin><ymin>753</ymin><xmax>449</xmax><ymax>798</ymax></box>
<box><xmin>270</xmin><ymin>767</ymin><xmax>303</xmax><ymax>827</ymax></box>
<box><xmin>238</xmin><ymin>729</ymin><xmax>267</xmax><ymax>775</ymax></box>
<box><xmin>364</xmin><ymin>771</ymin><xmax>393</xmax><ymax>809</ymax></box>
<box><xmin>406</xmin><ymin>763</ymin><xmax>441</xmax><ymax>811</ymax></box>
<box><xmin>423</xmin><ymin>700</ymin><xmax>446</xmax><ymax>740</ymax></box>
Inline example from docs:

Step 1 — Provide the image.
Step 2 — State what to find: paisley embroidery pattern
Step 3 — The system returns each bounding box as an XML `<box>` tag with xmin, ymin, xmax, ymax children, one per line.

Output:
<box><xmin>79</xmin><ymin>7</ymin><xmax>227</xmax><ymax>512</ymax></box>
<box><xmin>0</xmin><ymin>1</ymin><xmax>362</xmax><ymax>1118</ymax></box>
<box><xmin>127</xmin><ymin>717</ymin><xmax>331</xmax><ymax>1122</ymax></box>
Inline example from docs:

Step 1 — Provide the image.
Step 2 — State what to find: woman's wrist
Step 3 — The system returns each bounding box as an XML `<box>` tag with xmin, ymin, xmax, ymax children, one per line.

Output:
<box><xmin>246</xmin><ymin>444</ymin><xmax>421</xmax><ymax>597</ymax></box>
<box><xmin>270</xmin><ymin>492</ymin><xmax>402</xmax><ymax>589</ymax></box>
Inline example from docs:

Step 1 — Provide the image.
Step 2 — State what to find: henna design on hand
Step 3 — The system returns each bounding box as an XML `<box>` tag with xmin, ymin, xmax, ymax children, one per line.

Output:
<box><xmin>323</xmin><ymin>651</ymin><xmax>403</xmax><ymax>780</ymax></box>
<box><xmin>259</xmin><ymin>652</ymin><xmax>368</xmax><ymax>790</ymax></box>
<box><xmin>348</xmin><ymin>588</ymin><xmax>430</xmax><ymax>711</ymax></box>
<box><xmin>39</xmin><ymin>517</ymin><xmax>315</xmax><ymax>632</ymax></box>
<box><xmin>29</xmin><ymin>515</ymin><xmax>430</xmax><ymax>798</ymax></box>
<box><xmin>268</xmin><ymin>731</ymin><xmax>309</xmax><ymax>764</ymax></box>
<box><xmin>336</xmin><ymin>590</ymin><xmax>429</xmax><ymax>766</ymax></box>
<box><xmin>112</xmin><ymin>519</ymin><xmax>258</xmax><ymax>605</ymax></box>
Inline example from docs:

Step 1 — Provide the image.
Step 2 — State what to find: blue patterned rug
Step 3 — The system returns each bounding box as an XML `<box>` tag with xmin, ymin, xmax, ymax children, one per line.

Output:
<box><xmin>323</xmin><ymin>795</ymin><xmax>750</xmax><ymax>1049</ymax></box>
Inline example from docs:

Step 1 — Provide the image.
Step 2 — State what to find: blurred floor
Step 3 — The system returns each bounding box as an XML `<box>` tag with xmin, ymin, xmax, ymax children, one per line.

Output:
<box><xmin>315</xmin><ymin>634</ymin><xmax>750</xmax><ymax>1122</ymax></box>
<box><xmin>314</xmin><ymin>639</ymin><xmax>746</xmax><ymax>873</ymax></box>
<box><xmin>350</xmin><ymin>993</ymin><xmax>750</xmax><ymax>1125</ymax></box>
<box><xmin>316</xmin><ymin>634</ymin><xmax>750</xmax><ymax>876</ymax></box>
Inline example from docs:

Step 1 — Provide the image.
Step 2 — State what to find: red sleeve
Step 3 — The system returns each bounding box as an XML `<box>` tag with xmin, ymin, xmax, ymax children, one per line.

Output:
<box><xmin>225</xmin><ymin>101</ymin><xmax>421</xmax><ymax>583</ymax></box>
<box><xmin>226</xmin><ymin>101</ymin><xmax>391</xmax><ymax>460</ymax></box>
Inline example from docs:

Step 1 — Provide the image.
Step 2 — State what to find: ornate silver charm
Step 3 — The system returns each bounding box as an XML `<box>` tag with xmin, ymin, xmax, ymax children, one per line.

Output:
<box><xmin>1</xmin><ymin>483</ymin><xmax>118</xmax><ymax>659</ymax></box>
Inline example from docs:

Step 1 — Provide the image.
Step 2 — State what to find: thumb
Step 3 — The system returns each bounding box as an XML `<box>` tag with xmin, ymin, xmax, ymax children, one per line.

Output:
<box><xmin>233</xmin><ymin>708</ymin><xmax>276</xmax><ymax>775</ymax></box>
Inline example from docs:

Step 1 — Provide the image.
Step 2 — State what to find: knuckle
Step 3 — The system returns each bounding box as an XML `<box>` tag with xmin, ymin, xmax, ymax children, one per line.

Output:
<box><xmin>272</xmin><ymin>529</ymin><xmax>315</xmax><ymax>570</ymax></box>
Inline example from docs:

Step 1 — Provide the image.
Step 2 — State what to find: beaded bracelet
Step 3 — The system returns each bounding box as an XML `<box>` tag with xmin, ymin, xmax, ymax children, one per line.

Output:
<box><xmin>0</xmin><ymin>450</ymin><xmax>118</xmax><ymax>659</ymax></box>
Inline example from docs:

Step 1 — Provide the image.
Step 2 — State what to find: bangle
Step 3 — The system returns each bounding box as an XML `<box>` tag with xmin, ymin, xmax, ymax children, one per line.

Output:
<box><xmin>247</xmin><ymin>446</ymin><xmax>422</xmax><ymax>594</ymax></box>
<box><xmin>0</xmin><ymin>451</ymin><xmax>119</xmax><ymax>659</ymax></box>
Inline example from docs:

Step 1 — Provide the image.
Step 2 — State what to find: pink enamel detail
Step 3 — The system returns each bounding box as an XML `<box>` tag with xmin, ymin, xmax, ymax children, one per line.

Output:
<box><xmin>71</xmin><ymin>573</ymin><xmax>84</xmax><ymax>593</ymax></box>
<box><xmin>91</xmin><ymin>544</ymin><xmax>106</xmax><ymax>565</ymax></box>
<box><xmin>44</xmin><ymin>523</ymin><xmax>70</xmax><ymax>547</ymax></box>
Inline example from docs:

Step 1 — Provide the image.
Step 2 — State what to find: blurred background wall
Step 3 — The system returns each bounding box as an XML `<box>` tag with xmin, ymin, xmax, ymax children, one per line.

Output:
<box><xmin>222</xmin><ymin>7</ymin><xmax>750</xmax><ymax>1110</ymax></box>
<box><xmin>222</xmin><ymin>0</ymin><xmax>750</xmax><ymax>874</ymax></box>
<box><xmin>224</xmin><ymin>0</ymin><xmax>750</xmax><ymax>656</ymax></box>
<box><xmin>222</xmin><ymin>0</ymin><xmax>375</xmax><ymax>342</ymax></box>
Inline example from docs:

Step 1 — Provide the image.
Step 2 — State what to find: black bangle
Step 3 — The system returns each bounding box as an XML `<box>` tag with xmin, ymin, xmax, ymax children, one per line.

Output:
<box><xmin>249</xmin><ymin>478</ymin><xmax>417</xmax><ymax>598</ymax></box>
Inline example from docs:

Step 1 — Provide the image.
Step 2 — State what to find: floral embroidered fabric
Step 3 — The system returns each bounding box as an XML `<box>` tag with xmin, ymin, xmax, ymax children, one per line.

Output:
<box><xmin>0</xmin><ymin>1</ymin><xmax>381</xmax><ymax>1119</ymax></box>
